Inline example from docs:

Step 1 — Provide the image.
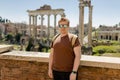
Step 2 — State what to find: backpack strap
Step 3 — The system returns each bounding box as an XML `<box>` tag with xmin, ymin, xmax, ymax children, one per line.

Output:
<box><xmin>68</xmin><ymin>33</ymin><xmax>78</xmax><ymax>48</ymax></box>
<box><xmin>72</xmin><ymin>35</ymin><xmax>77</xmax><ymax>47</ymax></box>
<box><xmin>52</xmin><ymin>33</ymin><xmax>78</xmax><ymax>48</ymax></box>
<box><xmin>52</xmin><ymin>34</ymin><xmax>60</xmax><ymax>43</ymax></box>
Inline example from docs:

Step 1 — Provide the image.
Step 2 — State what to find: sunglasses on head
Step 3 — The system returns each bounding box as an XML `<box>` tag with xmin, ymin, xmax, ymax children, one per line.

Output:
<box><xmin>59</xmin><ymin>24</ymin><xmax>68</xmax><ymax>28</ymax></box>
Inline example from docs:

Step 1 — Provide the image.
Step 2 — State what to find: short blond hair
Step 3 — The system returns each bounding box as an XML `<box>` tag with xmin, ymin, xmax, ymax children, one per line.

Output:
<box><xmin>58</xmin><ymin>17</ymin><xmax>70</xmax><ymax>26</ymax></box>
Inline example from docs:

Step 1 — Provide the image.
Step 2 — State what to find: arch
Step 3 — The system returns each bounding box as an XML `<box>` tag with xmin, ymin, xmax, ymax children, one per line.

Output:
<box><xmin>109</xmin><ymin>35</ymin><xmax>112</xmax><ymax>40</ymax></box>
<box><xmin>106</xmin><ymin>35</ymin><xmax>108</xmax><ymax>39</ymax></box>
<box><xmin>115</xmin><ymin>36</ymin><xmax>118</xmax><ymax>41</ymax></box>
<box><xmin>101</xmin><ymin>35</ymin><xmax>103</xmax><ymax>39</ymax></box>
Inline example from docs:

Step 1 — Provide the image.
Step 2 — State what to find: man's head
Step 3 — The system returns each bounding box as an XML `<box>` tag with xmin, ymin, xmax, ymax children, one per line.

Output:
<box><xmin>58</xmin><ymin>17</ymin><xmax>69</xmax><ymax>27</ymax></box>
<box><xmin>58</xmin><ymin>17</ymin><xmax>70</xmax><ymax>34</ymax></box>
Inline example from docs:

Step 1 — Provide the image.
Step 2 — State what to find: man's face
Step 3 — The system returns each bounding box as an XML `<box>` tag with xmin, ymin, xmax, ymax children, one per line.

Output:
<box><xmin>59</xmin><ymin>21</ymin><xmax>69</xmax><ymax>34</ymax></box>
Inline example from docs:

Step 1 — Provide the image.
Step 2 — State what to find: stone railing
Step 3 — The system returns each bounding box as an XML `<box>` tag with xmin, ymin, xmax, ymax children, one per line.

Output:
<box><xmin>0</xmin><ymin>45</ymin><xmax>13</xmax><ymax>54</ymax></box>
<box><xmin>0</xmin><ymin>51</ymin><xmax>120</xmax><ymax>80</ymax></box>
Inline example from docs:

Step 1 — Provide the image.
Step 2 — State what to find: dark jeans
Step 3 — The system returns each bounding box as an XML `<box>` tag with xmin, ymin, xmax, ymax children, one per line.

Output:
<box><xmin>53</xmin><ymin>70</ymin><xmax>78</xmax><ymax>80</ymax></box>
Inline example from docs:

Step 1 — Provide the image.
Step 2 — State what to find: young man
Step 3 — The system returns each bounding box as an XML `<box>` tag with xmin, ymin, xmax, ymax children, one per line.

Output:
<box><xmin>48</xmin><ymin>17</ymin><xmax>81</xmax><ymax>80</ymax></box>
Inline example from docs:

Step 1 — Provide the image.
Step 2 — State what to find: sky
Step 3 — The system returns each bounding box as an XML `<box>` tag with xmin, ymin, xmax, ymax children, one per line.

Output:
<box><xmin>0</xmin><ymin>0</ymin><xmax>120</xmax><ymax>28</ymax></box>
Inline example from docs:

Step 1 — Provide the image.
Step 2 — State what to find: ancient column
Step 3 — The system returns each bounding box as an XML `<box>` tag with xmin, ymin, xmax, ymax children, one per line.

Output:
<box><xmin>32</xmin><ymin>15</ymin><xmax>35</xmax><ymax>25</ymax></box>
<box><xmin>79</xmin><ymin>3</ymin><xmax>84</xmax><ymax>46</ymax></box>
<box><xmin>47</xmin><ymin>14</ymin><xmax>50</xmax><ymax>40</ymax></box>
<box><xmin>118</xmin><ymin>33</ymin><xmax>120</xmax><ymax>41</ymax></box>
<box><xmin>33</xmin><ymin>16</ymin><xmax>36</xmax><ymax>38</ymax></box>
<box><xmin>31</xmin><ymin>15</ymin><xmax>35</xmax><ymax>37</ymax></box>
<box><xmin>88</xmin><ymin>6</ymin><xmax>93</xmax><ymax>47</ymax></box>
<box><xmin>54</xmin><ymin>14</ymin><xmax>57</xmax><ymax>35</ymax></box>
<box><xmin>117</xmin><ymin>33</ymin><xmax>119</xmax><ymax>41</ymax></box>
<box><xmin>29</xmin><ymin>15</ymin><xmax>31</xmax><ymax>36</ymax></box>
<box><xmin>34</xmin><ymin>15</ymin><xmax>37</xmax><ymax>43</ymax></box>
<box><xmin>34</xmin><ymin>15</ymin><xmax>37</xmax><ymax>25</ymax></box>
<box><xmin>40</xmin><ymin>15</ymin><xmax>44</xmax><ymax>39</ymax></box>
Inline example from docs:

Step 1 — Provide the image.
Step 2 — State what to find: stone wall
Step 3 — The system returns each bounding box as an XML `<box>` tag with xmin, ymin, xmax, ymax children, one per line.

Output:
<box><xmin>78</xmin><ymin>66</ymin><xmax>120</xmax><ymax>80</ymax></box>
<box><xmin>0</xmin><ymin>59</ymin><xmax>49</xmax><ymax>80</ymax></box>
<box><xmin>0</xmin><ymin>45</ymin><xmax>13</xmax><ymax>54</ymax></box>
<box><xmin>0</xmin><ymin>51</ymin><xmax>120</xmax><ymax>80</ymax></box>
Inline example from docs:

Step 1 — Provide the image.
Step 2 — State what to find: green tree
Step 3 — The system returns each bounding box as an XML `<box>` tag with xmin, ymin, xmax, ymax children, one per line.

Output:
<box><xmin>15</xmin><ymin>33</ymin><xmax>22</xmax><ymax>44</ymax></box>
<box><xmin>5</xmin><ymin>33</ymin><xmax>14</xmax><ymax>43</ymax></box>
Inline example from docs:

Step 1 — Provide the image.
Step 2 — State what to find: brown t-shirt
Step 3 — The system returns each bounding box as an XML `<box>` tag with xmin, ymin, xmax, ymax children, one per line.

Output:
<box><xmin>51</xmin><ymin>34</ymin><xmax>80</xmax><ymax>72</ymax></box>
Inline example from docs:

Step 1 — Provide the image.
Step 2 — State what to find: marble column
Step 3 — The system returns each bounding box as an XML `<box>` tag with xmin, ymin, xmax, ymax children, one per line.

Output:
<box><xmin>34</xmin><ymin>15</ymin><xmax>37</xmax><ymax>25</ymax></box>
<box><xmin>47</xmin><ymin>14</ymin><xmax>50</xmax><ymax>40</ymax></box>
<box><xmin>32</xmin><ymin>16</ymin><xmax>36</xmax><ymax>38</ymax></box>
<box><xmin>29</xmin><ymin>15</ymin><xmax>31</xmax><ymax>36</ymax></box>
<box><xmin>31</xmin><ymin>15</ymin><xmax>34</xmax><ymax>37</ymax></box>
<box><xmin>79</xmin><ymin>4</ymin><xmax>84</xmax><ymax>46</ymax></box>
<box><xmin>40</xmin><ymin>15</ymin><xmax>44</xmax><ymax>39</ymax></box>
<box><xmin>32</xmin><ymin>15</ymin><xmax>35</xmax><ymax>25</ymax></box>
<box><xmin>34</xmin><ymin>15</ymin><xmax>37</xmax><ymax>43</ymax></box>
<box><xmin>88</xmin><ymin>6</ymin><xmax>93</xmax><ymax>47</ymax></box>
<box><xmin>54</xmin><ymin>14</ymin><xmax>57</xmax><ymax>35</ymax></box>
<box><xmin>117</xmin><ymin>33</ymin><xmax>119</xmax><ymax>41</ymax></box>
<box><xmin>118</xmin><ymin>33</ymin><xmax>120</xmax><ymax>41</ymax></box>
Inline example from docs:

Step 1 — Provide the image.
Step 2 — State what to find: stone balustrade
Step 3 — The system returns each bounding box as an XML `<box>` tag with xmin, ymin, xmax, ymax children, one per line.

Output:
<box><xmin>0</xmin><ymin>51</ymin><xmax>120</xmax><ymax>80</ymax></box>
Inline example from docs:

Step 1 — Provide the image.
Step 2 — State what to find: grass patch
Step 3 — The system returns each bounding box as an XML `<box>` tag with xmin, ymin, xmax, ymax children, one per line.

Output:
<box><xmin>93</xmin><ymin>45</ymin><xmax>120</xmax><ymax>57</ymax></box>
<box><xmin>102</xmin><ymin>53</ymin><xmax>120</xmax><ymax>57</ymax></box>
<box><xmin>93</xmin><ymin>46</ymin><xmax>120</xmax><ymax>53</ymax></box>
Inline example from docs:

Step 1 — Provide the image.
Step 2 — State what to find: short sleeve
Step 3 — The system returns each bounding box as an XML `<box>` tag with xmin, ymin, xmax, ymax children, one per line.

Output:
<box><xmin>73</xmin><ymin>37</ymin><xmax>80</xmax><ymax>48</ymax></box>
<box><xmin>50</xmin><ymin>41</ymin><xmax>53</xmax><ymax>48</ymax></box>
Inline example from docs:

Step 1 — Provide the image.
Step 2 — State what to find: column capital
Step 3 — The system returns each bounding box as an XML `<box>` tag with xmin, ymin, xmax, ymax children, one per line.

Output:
<box><xmin>79</xmin><ymin>0</ymin><xmax>92</xmax><ymax>7</ymax></box>
<box><xmin>61</xmin><ymin>13</ymin><xmax>66</xmax><ymax>17</ymax></box>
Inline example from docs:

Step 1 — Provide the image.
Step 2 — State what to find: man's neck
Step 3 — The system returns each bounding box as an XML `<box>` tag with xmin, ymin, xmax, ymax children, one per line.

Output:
<box><xmin>60</xmin><ymin>33</ymin><xmax>69</xmax><ymax>37</ymax></box>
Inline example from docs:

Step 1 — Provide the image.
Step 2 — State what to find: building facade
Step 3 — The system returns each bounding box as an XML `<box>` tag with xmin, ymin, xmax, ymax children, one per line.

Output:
<box><xmin>97</xmin><ymin>25</ymin><xmax>120</xmax><ymax>41</ymax></box>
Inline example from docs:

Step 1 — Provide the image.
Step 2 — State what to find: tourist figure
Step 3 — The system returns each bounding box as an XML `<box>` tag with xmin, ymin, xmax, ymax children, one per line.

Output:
<box><xmin>48</xmin><ymin>17</ymin><xmax>81</xmax><ymax>80</ymax></box>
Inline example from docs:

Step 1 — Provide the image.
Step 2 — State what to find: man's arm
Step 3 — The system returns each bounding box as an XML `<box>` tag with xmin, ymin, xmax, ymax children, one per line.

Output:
<box><xmin>70</xmin><ymin>45</ymin><xmax>81</xmax><ymax>80</ymax></box>
<box><xmin>73</xmin><ymin>45</ymin><xmax>81</xmax><ymax>72</ymax></box>
<box><xmin>48</xmin><ymin>48</ymin><xmax>54</xmax><ymax>78</ymax></box>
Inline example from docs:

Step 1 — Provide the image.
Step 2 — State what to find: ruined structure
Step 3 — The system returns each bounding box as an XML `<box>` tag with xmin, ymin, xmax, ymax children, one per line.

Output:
<box><xmin>97</xmin><ymin>25</ymin><xmax>120</xmax><ymax>41</ymax></box>
<box><xmin>78</xmin><ymin>0</ymin><xmax>93</xmax><ymax>47</ymax></box>
<box><xmin>27</xmin><ymin>5</ymin><xmax>65</xmax><ymax>41</ymax></box>
<box><xmin>78</xmin><ymin>0</ymin><xmax>93</xmax><ymax>55</ymax></box>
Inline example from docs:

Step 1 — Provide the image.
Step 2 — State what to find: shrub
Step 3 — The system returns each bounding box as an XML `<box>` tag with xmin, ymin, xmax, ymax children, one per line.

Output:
<box><xmin>5</xmin><ymin>33</ymin><xmax>14</xmax><ymax>41</ymax></box>
<box><xmin>93</xmin><ymin>46</ymin><xmax>120</xmax><ymax>55</ymax></box>
<box><xmin>111</xmin><ymin>41</ymin><xmax>120</xmax><ymax>45</ymax></box>
<box><xmin>15</xmin><ymin>33</ymin><xmax>22</xmax><ymax>43</ymax></box>
<box><xmin>98</xmin><ymin>49</ymin><xmax>106</xmax><ymax>54</ymax></box>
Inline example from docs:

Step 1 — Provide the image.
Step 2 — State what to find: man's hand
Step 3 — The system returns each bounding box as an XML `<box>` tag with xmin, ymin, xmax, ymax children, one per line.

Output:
<box><xmin>70</xmin><ymin>73</ymin><xmax>77</xmax><ymax>80</ymax></box>
<box><xmin>48</xmin><ymin>69</ymin><xmax>53</xmax><ymax>78</ymax></box>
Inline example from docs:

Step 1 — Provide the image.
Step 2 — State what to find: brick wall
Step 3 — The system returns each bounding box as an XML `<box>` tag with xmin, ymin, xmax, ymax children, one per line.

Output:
<box><xmin>0</xmin><ymin>59</ymin><xmax>50</xmax><ymax>80</ymax></box>
<box><xmin>78</xmin><ymin>66</ymin><xmax>120</xmax><ymax>80</ymax></box>
<box><xmin>0</xmin><ymin>51</ymin><xmax>120</xmax><ymax>80</ymax></box>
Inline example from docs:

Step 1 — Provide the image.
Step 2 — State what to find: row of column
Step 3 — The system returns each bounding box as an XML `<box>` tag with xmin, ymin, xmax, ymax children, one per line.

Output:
<box><xmin>29</xmin><ymin>14</ymin><xmax>61</xmax><ymax>40</ymax></box>
<box><xmin>79</xmin><ymin>0</ymin><xmax>93</xmax><ymax>47</ymax></box>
